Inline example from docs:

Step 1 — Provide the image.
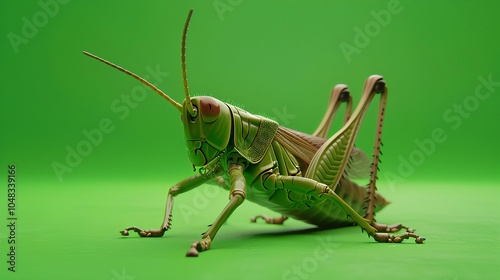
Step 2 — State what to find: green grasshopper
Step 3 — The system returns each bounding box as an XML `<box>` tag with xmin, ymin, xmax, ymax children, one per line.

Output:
<box><xmin>84</xmin><ymin>9</ymin><xmax>424</xmax><ymax>257</ymax></box>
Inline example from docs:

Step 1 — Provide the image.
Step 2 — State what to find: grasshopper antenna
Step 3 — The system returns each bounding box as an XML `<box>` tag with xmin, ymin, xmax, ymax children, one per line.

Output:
<box><xmin>82</xmin><ymin>51</ymin><xmax>182</xmax><ymax>112</ymax></box>
<box><xmin>182</xmin><ymin>9</ymin><xmax>196</xmax><ymax>117</ymax></box>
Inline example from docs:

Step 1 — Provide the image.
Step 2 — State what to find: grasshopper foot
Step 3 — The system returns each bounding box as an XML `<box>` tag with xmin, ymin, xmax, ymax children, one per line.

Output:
<box><xmin>250</xmin><ymin>214</ymin><xmax>288</xmax><ymax>225</ymax></box>
<box><xmin>373</xmin><ymin>231</ymin><xmax>425</xmax><ymax>244</ymax></box>
<box><xmin>186</xmin><ymin>237</ymin><xmax>212</xmax><ymax>257</ymax></box>
<box><xmin>120</xmin><ymin>226</ymin><xmax>166</xmax><ymax>237</ymax></box>
<box><xmin>371</xmin><ymin>222</ymin><xmax>414</xmax><ymax>233</ymax></box>
<box><xmin>369</xmin><ymin>222</ymin><xmax>423</xmax><ymax>243</ymax></box>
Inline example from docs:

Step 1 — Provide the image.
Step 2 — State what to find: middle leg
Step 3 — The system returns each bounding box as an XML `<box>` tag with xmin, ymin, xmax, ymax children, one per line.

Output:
<box><xmin>250</xmin><ymin>214</ymin><xmax>288</xmax><ymax>225</ymax></box>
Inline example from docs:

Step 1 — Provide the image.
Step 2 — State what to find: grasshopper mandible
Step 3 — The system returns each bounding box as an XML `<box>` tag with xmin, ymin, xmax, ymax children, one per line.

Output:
<box><xmin>83</xmin><ymin>9</ymin><xmax>424</xmax><ymax>257</ymax></box>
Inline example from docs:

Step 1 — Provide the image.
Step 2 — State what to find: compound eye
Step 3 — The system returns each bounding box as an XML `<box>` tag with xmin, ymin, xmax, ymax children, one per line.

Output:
<box><xmin>200</xmin><ymin>97</ymin><xmax>220</xmax><ymax>123</ymax></box>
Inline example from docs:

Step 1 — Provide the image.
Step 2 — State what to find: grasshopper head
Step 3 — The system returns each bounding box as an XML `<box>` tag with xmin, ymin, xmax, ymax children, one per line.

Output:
<box><xmin>182</xmin><ymin>96</ymin><xmax>231</xmax><ymax>166</ymax></box>
<box><xmin>83</xmin><ymin>10</ymin><xmax>231</xmax><ymax>169</ymax></box>
<box><xmin>177</xmin><ymin>10</ymin><xmax>231</xmax><ymax>166</ymax></box>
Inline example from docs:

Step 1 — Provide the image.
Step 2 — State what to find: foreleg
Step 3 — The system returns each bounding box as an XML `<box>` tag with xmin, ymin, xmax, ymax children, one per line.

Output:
<box><xmin>120</xmin><ymin>173</ymin><xmax>212</xmax><ymax>237</ymax></box>
<box><xmin>186</xmin><ymin>164</ymin><xmax>247</xmax><ymax>257</ymax></box>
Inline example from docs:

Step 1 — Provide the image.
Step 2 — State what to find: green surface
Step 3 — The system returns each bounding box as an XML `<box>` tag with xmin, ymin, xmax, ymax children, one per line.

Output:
<box><xmin>1</xmin><ymin>0</ymin><xmax>499</xmax><ymax>279</ymax></box>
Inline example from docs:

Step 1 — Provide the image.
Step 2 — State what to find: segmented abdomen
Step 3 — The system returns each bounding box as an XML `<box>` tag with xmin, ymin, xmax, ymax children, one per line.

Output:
<box><xmin>244</xmin><ymin>139</ymin><xmax>389</xmax><ymax>228</ymax></box>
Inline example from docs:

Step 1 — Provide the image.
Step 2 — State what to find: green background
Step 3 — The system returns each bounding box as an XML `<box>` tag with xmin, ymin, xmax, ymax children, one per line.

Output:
<box><xmin>1</xmin><ymin>0</ymin><xmax>499</xmax><ymax>279</ymax></box>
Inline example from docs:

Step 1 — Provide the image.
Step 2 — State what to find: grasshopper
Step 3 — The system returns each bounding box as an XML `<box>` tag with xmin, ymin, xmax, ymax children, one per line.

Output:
<box><xmin>83</xmin><ymin>9</ymin><xmax>424</xmax><ymax>257</ymax></box>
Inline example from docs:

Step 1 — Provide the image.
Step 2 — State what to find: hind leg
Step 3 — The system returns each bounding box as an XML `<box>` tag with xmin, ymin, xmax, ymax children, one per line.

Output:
<box><xmin>313</xmin><ymin>84</ymin><xmax>352</xmax><ymax>138</ymax></box>
<box><xmin>371</xmin><ymin>222</ymin><xmax>414</xmax><ymax>233</ymax></box>
<box><xmin>359</xmin><ymin>80</ymin><xmax>423</xmax><ymax>242</ymax></box>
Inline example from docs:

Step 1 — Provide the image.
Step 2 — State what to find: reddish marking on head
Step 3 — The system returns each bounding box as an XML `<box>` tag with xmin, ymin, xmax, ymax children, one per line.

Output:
<box><xmin>200</xmin><ymin>97</ymin><xmax>220</xmax><ymax>123</ymax></box>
